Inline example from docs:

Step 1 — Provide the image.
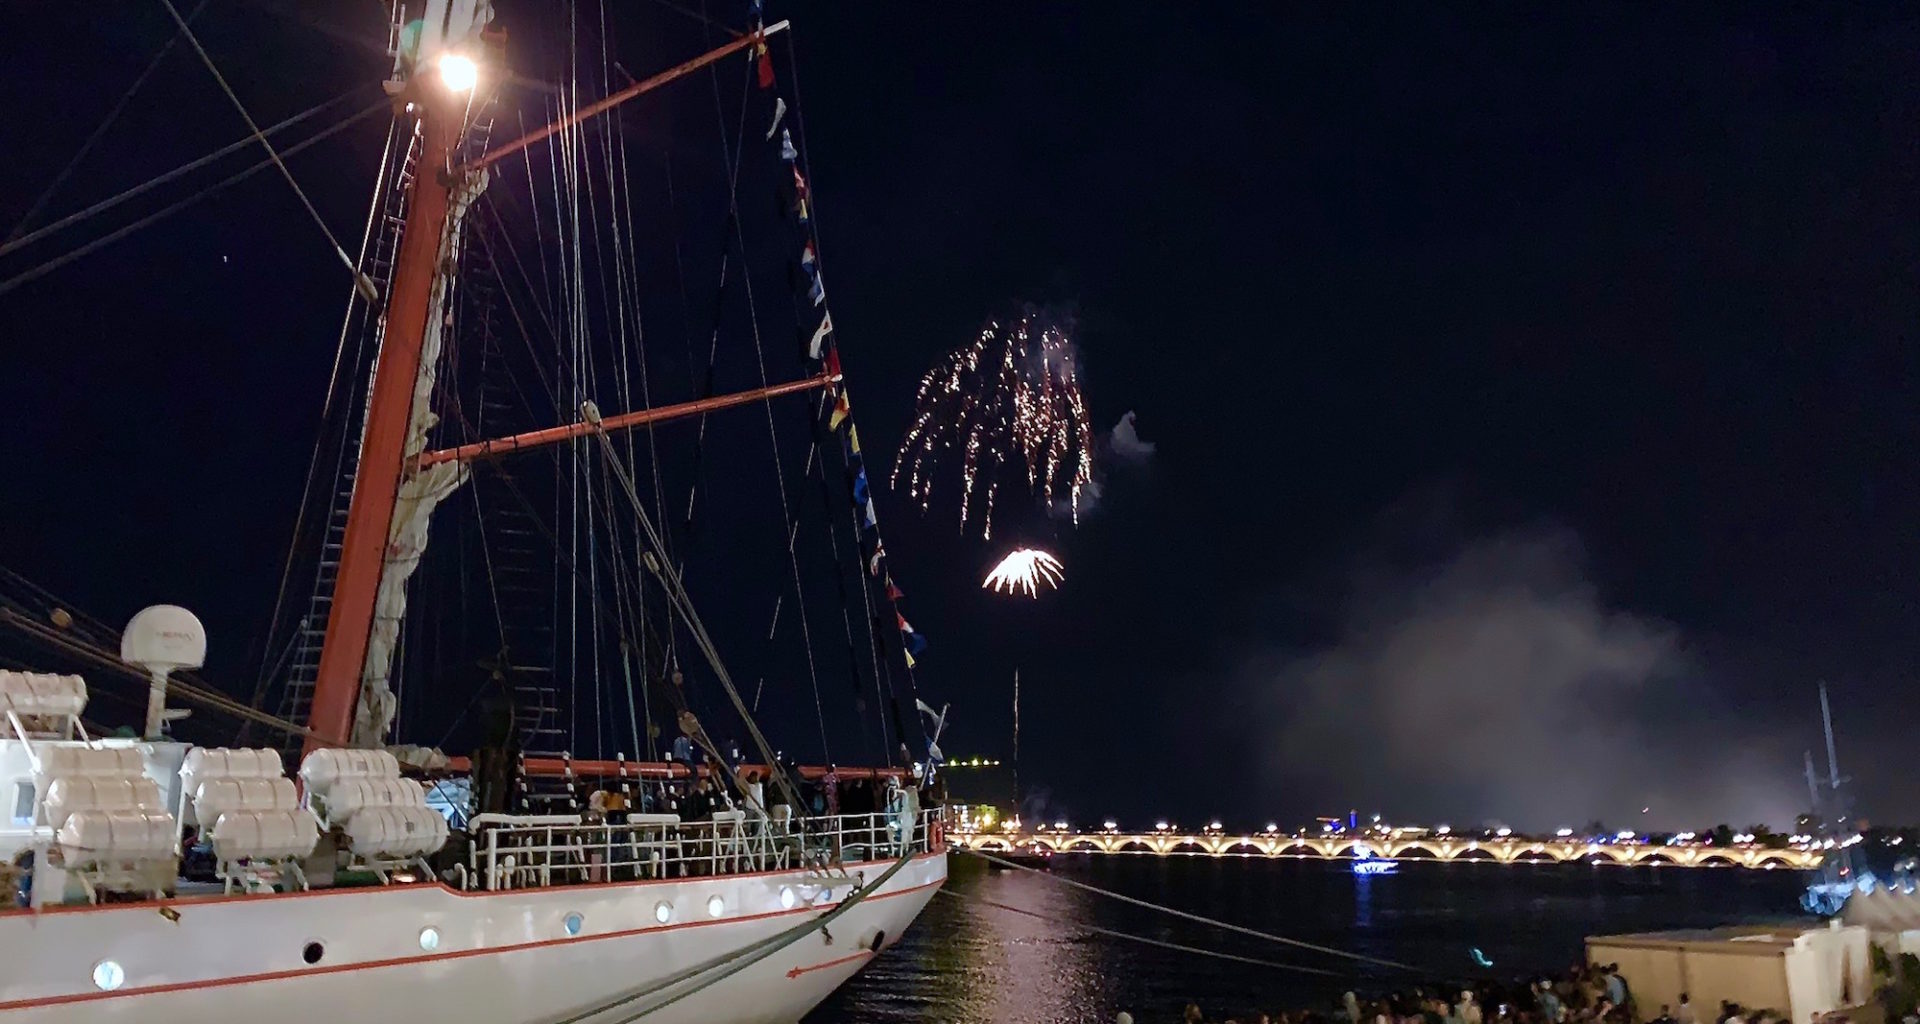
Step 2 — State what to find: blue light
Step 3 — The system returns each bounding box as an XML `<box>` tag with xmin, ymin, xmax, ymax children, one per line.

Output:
<box><xmin>1353</xmin><ymin>858</ymin><xmax>1398</xmax><ymax>876</ymax></box>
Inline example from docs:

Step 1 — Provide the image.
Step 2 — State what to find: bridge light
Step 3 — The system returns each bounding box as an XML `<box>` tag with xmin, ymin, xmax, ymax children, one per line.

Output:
<box><xmin>1155</xmin><ymin>821</ymin><xmax>1169</xmax><ymax>831</ymax></box>
<box><xmin>1265</xmin><ymin>823</ymin><xmax>1279</xmax><ymax>833</ymax></box>
<box><xmin>1556</xmin><ymin>827</ymin><xmax>1573</xmax><ymax>837</ymax></box>
<box><xmin>1052</xmin><ymin>821</ymin><xmax>1068</xmax><ymax>831</ymax></box>
<box><xmin>1615</xmin><ymin>830</ymin><xmax>1635</xmax><ymax>841</ymax></box>
<box><xmin>1436</xmin><ymin>825</ymin><xmax>1451</xmax><ymax>835</ymax></box>
<box><xmin>1495</xmin><ymin>827</ymin><xmax>1512</xmax><ymax>837</ymax></box>
<box><xmin>1207</xmin><ymin>820</ymin><xmax>1223</xmax><ymax>832</ymax></box>
<box><xmin>1103</xmin><ymin>820</ymin><xmax>1118</xmax><ymax>831</ymax></box>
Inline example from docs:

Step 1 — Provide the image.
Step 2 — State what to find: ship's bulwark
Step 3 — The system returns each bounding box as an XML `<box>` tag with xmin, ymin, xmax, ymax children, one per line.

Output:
<box><xmin>0</xmin><ymin>852</ymin><xmax>946</xmax><ymax>1023</ymax></box>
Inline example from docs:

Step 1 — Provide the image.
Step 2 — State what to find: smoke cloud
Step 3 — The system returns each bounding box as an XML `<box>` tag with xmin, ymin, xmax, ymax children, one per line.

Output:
<box><xmin>1109</xmin><ymin>411</ymin><xmax>1156</xmax><ymax>464</ymax></box>
<box><xmin>1252</xmin><ymin>525</ymin><xmax>1797</xmax><ymax>831</ymax></box>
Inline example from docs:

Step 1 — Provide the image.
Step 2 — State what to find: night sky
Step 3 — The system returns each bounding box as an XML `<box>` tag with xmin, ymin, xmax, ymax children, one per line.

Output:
<box><xmin>3</xmin><ymin>4</ymin><xmax>1917</xmax><ymax>833</ymax></box>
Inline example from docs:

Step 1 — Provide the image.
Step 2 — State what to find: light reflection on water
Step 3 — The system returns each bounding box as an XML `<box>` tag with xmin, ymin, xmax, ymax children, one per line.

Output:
<box><xmin>806</xmin><ymin>855</ymin><xmax>1813</xmax><ymax>1024</ymax></box>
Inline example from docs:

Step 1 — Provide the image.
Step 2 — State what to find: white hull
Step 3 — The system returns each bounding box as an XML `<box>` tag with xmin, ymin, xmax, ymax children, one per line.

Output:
<box><xmin>0</xmin><ymin>851</ymin><xmax>946</xmax><ymax>1023</ymax></box>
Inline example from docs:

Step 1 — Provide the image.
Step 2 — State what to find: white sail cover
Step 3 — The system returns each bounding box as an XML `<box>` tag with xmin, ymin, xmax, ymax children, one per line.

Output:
<box><xmin>352</xmin><ymin>167</ymin><xmax>489</xmax><ymax>748</ymax></box>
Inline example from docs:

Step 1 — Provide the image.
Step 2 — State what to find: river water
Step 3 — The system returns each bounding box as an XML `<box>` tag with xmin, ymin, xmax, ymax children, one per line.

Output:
<box><xmin>806</xmin><ymin>854</ymin><xmax>1813</xmax><ymax>1024</ymax></box>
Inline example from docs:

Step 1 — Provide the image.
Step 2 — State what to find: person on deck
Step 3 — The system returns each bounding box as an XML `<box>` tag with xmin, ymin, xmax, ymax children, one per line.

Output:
<box><xmin>1675</xmin><ymin>995</ymin><xmax>1696</xmax><ymax>1024</ymax></box>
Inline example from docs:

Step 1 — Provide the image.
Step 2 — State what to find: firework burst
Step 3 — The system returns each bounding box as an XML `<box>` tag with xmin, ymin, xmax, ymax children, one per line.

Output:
<box><xmin>892</xmin><ymin>311</ymin><xmax>1095</xmax><ymax>539</ymax></box>
<box><xmin>982</xmin><ymin>548</ymin><xmax>1065</xmax><ymax>598</ymax></box>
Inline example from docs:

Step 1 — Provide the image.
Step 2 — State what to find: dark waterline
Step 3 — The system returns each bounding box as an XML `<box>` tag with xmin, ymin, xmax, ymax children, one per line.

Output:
<box><xmin>807</xmin><ymin>855</ymin><xmax>1813</xmax><ymax>1023</ymax></box>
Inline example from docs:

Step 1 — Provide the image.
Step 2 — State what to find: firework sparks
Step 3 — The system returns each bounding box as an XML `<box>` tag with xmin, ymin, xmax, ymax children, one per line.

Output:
<box><xmin>982</xmin><ymin>548</ymin><xmax>1065</xmax><ymax>598</ymax></box>
<box><xmin>892</xmin><ymin>311</ymin><xmax>1095</xmax><ymax>539</ymax></box>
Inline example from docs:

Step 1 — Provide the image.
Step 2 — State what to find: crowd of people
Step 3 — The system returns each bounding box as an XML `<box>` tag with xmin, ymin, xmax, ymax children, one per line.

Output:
<box><xmin>1126</xmin><ymin>963</ymin><xmax>1789</xmax><ymax>1024</ymax></box>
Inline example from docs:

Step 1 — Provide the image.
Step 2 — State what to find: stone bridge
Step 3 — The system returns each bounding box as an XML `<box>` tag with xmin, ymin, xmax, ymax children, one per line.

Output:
<box><xmin>953</xmin><ymin>832</ymin><xmax>1822</xmax><ymax>870</ymax></box>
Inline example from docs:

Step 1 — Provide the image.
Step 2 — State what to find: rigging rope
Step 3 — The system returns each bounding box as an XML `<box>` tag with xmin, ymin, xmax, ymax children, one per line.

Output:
<box><xmin>0</xmin><ymin>88</ymin><xmax>372</xmax><ymax>261</ymax></box>
<box><xmin>935</xmin><ymin>888</ymin><xmax>1342</xmax><ymax>977</ymax></box>
<box><xmin>6</xmin><ymin>0</ymin><xmax>212</xmax><ymax>243</ymax></box>
<box><xmin>547</xmin><ymin>850</ymin><xmax>919</xmax><ymax>1024</ymax></box>
<box><xmin>156</xmin><ymin>0</ymin><xmax>372</xmax><ymax>296</ymax></box>
<box><xmin>589</xmin><ymin>423</ymin><xmax>804</xmax><ymax>811</ymax></box>
<box><xmin>0</xmin><ymin>101</ymin><xmax>385</xmax><ymax>297</ymax></box>
<box><xmin>245</xmin><ymin>105</ymin><xmax>408</xmax><ymax>736</ymax></box>
<box><xmin>957</xmin><ymin>848</ymin><xmax>1425</xmax><ymax>973</ymax></box>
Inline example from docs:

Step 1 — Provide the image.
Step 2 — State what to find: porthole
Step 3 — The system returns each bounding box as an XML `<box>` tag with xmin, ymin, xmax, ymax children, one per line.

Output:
<box><xmin>779</xmin><ymin>886</ymin><xmax>796</xmax><ymax>909</ymax></box>
<box><xmin>706</xmin><ymin>895</ymin><xmax>725</xmax><ymax>918</ymax></box>
<box><xmin>654</xmin><ymin>901</ymin><xmax>673</xmax><ymax>924</ymax></box>
<box><xmin>302</xmin><ymin>942</ymin><xmax>324</xmax><ymax>965</ymax></box>
<box><xmin>418</xmin><ymin>927</ymin><xmax>441</xmax><ymax>952</ymax></box>
<box><xmin>91</xmin><ymin>960</ymin><xmax>124</xmax><ymax>991</ymax></box>
<box><xmin>563</xmin><ymin>912</ymin><xmax>584</xmax><ymax>937</ymax></box>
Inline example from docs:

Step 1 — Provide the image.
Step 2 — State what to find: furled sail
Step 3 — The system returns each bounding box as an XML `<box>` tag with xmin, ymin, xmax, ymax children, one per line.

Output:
<box><xmin>352</xmin><ymin>167</ymin><xmax>489</xmax><ymax>747</ymax></box>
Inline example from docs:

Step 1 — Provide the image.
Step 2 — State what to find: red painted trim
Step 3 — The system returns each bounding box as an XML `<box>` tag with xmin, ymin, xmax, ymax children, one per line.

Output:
<box><xmin>0</xmin><ymin>872</ymin><xmax>945</xmax><ymax>1012</ymax></box>
<box><xmin>784</xmin><ymin>950</ymin><xmax>871</xmax><ymax>979</ymax></box>
<box><xmin>5</xmin><ymin>851</ymin><xmax>941</xmax><ymax>918</ymax></box>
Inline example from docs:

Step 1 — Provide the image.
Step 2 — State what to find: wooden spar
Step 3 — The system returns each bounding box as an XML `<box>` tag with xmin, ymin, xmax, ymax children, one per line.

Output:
<box><xmin>437</xmin><ymin>756</ymin><xmax>908</xmax><ymax>781</ymax></box>
<box><xmin>416</xmin><ymin>372</ymin><xmax>835</xmax><ymax>468</ymax></box>
<box><xmin>464</xmin><ymin>21</ymin><xmax>790</xmax><ymax>174</ymax></box>
<box><xmin>303</xmin><ymin>98</ymin><xmax>461</xmax><ymax>759</ymax></box>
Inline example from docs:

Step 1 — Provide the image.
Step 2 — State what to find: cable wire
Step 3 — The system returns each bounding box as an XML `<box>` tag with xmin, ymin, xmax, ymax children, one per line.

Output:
<box><xmin>6</xmin><ymin>0</ymin><xmax>212</xmax><ymax>242</ymax></box>
<box><xmin>957</xmin><ymin>848</ymin><xmax>1425</xmax><ymax>973</ymax></box>
<box><xmin>156</xmin><ymin>0</ymin><xmax>372</xmax><ymax>296</ymax></box>
<box><xmin>0</xmin><ymin>88</ymin><xmax>371</xmax><ymax>260</ymax></box>
<box><xmin>0</xmin><ymin>102</ymin><xmax>385</xmax><ymax>297</ymax></box>
<box><xmin>936</xmin><ymin>888</ymin><xmax>1342</xmax><ymax>977</ymax></box>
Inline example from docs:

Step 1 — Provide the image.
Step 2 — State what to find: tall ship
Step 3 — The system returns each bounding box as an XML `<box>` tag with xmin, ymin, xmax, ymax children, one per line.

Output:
<box><xmin>0</xmin><ymin>1</ymin><xmax>947</xmax><ymax>1020</ymax></box>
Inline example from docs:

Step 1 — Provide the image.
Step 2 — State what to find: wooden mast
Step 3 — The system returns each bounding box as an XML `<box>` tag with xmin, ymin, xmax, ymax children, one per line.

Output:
<box><xmin>301</xmin><ymin>26</ymin><xmax>795</xmax><ymax>760</ymax></box>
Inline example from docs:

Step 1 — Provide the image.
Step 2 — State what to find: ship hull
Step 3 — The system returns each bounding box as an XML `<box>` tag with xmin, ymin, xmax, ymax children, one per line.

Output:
<box><xmin>0</xmin><ymin>851</ymin><xmax>946</xmax><ymax>1023</ymax></box>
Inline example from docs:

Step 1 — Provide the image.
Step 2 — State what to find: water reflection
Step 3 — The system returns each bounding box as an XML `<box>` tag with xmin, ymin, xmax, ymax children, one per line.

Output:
<box><xmin>807</xmin><ymin>856</ymin><xmax>1811</xmax><ymax>1024</ymax></box>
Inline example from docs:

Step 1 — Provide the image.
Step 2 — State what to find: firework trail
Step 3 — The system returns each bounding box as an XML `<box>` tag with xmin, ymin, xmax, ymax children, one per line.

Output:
<box><xmin>982</xmin><ymin>548</ymin><xmax>1065</xmax><ymax>598</ymax></box>
<box><xmin>891</xmin><ymin>312</ymin><xmax>1095</xmax><ymax>539</ymax></box>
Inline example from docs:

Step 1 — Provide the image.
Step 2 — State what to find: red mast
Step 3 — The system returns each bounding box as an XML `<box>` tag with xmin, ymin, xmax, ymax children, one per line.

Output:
<box><xmin>302</xmin><ymin>26</ymin><xmax>790</xmax><ymax>761</ymax></box>
<box><xmin>302</xmin><ymin>98</ymin><xmax>460</xmax><ymax>759</ymax></box>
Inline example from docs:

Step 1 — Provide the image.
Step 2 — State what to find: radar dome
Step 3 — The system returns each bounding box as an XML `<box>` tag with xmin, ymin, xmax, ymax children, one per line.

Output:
<box><xmin>121</xmin><ymin>605</ymin><xmax>206</xmax><ymax>675</ymax></box>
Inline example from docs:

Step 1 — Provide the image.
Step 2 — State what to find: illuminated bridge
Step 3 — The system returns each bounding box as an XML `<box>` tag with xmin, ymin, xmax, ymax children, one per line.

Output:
<box><xmin>952</xmin><ymin>830</ymin><xmax>1824</xmax><ymax>870</ymax></box>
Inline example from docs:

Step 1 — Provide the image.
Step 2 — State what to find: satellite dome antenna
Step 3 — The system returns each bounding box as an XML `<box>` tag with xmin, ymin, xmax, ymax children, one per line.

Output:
<box><xmin>121</xmin><ymin>605</ymin><xmax>206</xmax><ymax>738</ymax></box>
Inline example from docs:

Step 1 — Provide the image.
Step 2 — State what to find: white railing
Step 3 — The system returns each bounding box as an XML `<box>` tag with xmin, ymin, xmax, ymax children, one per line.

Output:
<box><xmin>471</xmin><ymin>808</ymin><xmax>938</xmax><ymax>892</ymax></box>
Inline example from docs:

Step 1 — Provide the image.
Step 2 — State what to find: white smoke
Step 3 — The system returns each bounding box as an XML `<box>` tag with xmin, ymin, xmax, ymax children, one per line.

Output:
<box><xmin>1109</xmin><ymin>411</ymin><xmax>1156</xmax><ymax>464</ymax></box>
<box><xmin>1251</xmin><ymin>525</ymin><xmax>1798</xmax><ymax>831</ymax></box>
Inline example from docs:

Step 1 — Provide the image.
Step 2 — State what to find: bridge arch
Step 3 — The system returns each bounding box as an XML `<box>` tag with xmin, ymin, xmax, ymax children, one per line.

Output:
<box><xmin>1168</xmin><ymin>841</ymin><xmax>1209</xmax><ymax>856</ymax></box>
<box><xmin>1064</xmin><ymin>839</ymin><xmax>1102</xmax><ymax>853</ymax></box>
<box><xmin>1117</xmin><ymin>840</ymin><xmax>1153</xmax><ymax>854</ymax></box>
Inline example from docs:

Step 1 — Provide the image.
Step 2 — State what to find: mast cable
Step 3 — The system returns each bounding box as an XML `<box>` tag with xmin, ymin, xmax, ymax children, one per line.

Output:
<box><xmin>959</xmin><ymin>848</ymin><xmax>1425</xmax><ymax>973</ymax></box>
<box><xmin>935</xmin><ymin>888</ymin><xmax>1343</xmax><ymax>977</ymax></box>
<box><xmin>5</xmin><ymin>0</ymin><xmax>212</xmax><ymax>243</ymax></box>
<box><xmin>156</xmin><ymin>0</ymin><xmax>376</xmax><ymax>299</ymax></box>
<box><xmin>0</xmin><ymin>102</ymin><xmax>385</xmax><ymax>297</ymax></box>
<box><xmin>0</xmin><ymin>89</ymin><xmax>373</xmax><ymax>261</ymax></box>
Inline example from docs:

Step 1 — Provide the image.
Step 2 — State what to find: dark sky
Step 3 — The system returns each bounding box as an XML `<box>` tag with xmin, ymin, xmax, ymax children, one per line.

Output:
<box><xmin>3</xmin><ymin>3</ymin><xmax>1917</xmax><ymax>832</ymax></box>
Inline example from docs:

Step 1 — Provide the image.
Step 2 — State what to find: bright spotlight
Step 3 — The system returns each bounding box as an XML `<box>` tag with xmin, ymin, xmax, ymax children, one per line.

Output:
<box><xmin>438</xmin><ymin>53</ymin><xmax>479</xmax><ymax>92</ymax></box>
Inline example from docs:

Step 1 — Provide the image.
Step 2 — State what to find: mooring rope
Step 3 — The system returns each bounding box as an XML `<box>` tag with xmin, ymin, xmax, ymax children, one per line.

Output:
<box><xmin>957</xmin><ymin>848</ymin><xmax>1424</xmax><ymax>973</ymax></box>
<box><xmin>936</xmin><ymin>887</ymin><xmax>1342</xmax><ymax>977</ymax></box>
<box><xmin>549</xmin><ymin>850</ymin><xmax>919</xmax><ymax>1024</ymax></box>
